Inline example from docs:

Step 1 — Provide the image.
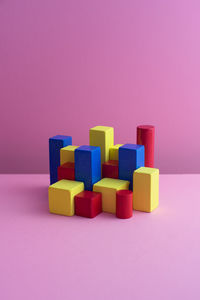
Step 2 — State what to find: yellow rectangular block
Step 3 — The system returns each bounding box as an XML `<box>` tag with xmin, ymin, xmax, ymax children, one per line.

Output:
<box><xmin>93</xmin><ymin>178</ymin><xmax>129</xmax><ymax>214</ymax></box>
<box><xmin>60</xmin><ymin>145</ymin><xmax>78</xmax><ymax>165</ymax></box>
<box><xmin>49</xmin><ymin>179</ymin><xmax>84</xmax><ymax>216</ymax></box>
<box><xmin>89</xmin><ymin>126</ymin><xmax>114</xmax><ymax>164</ymax></box>
<box><xmin>109</xmin><ymin>144</ymin><xmax>123</xmax><ymax>160</ymax></box>
<box><xmin>133</xmin><ymin>167</ymin><xmax>159</xmax><ymax>212</ymax></box>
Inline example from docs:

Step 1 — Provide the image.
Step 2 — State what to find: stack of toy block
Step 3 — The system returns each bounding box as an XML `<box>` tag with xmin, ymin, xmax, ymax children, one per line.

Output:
<box><xmin>48</xmin><ymin>125</ymin><xmax>159</xmax><ymax>219</ymax></box>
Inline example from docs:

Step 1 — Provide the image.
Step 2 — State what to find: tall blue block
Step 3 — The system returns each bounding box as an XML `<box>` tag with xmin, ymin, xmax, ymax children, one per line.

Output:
<box><xmin>49</xmin><ymin>135</ymin><xmax>72</xmax><ymax>184</ymax></box>
<box><xmin>75</xmin><ymin>145</ymin><xmax>101</xmax><ymax>191</ymax></box>
<box><xmin>119</xmin><ymin>144</ymin><xmax>145</xmax><ymax>189</ymax></box>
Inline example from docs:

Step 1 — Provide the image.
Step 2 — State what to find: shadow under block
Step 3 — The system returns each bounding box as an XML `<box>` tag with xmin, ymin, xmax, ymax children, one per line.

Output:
<box><xmin>75</xmin><ymin>191</ymin><xmax>102</xmax><ymax>218</ymax></box>
<box><xmin>137</xmin><ymin>125</ymin><xmax>155</xmax><ymax>168</ymax></box>
<box><xmin>58</xmin><ymin>162</ymin><xmax>75</xmax><ymax>181</ymax></box>
<box><xmin>102</xmin><ymin>160</ymin><xmax>118</xmax><ymax>179</ymax></box>
<box><xmin>109</xmin><ymin>144</ymin><xmax>123</xmax><ymax>161</ymax></box>
<box><xmin>93</xmin><ymin>178</ymin><xmax>130</xmax><ymax>214</ymax></box>
<box><xmin>119</xmin><ymin>144</ymin><xmax>145</xmax><ymax>189</ymax></box>
<box><xmin>49</xmin><ymin>135</ymin><xmax>72</xmax><ymax>184</ymax></box>
<box><xmin>133</xmin><ymin>167</ymin><xmax>159</xmax><ymax>212</ymax></box>
<box><xmin>49</xmin><ymin>179</ymin><xmax>84</xmax><ymax>216</ymax></box>
<box><xmin>75</xmin><ymin>145</ymin><xmax>101</xmax><ymax>191</ymax></box>
<box><xmin>89</xmin><ymin>126</ymin><xmax>114</xmax><ymax>164</ymax></box>
<box><xmin>60</xmin><ymin>145</ymin><xmax>78</xmax><ymax>165</ymax></box>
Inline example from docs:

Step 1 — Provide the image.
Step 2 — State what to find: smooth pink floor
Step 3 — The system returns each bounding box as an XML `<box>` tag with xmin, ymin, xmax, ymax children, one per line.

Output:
<box><xmin>0</xmin><ymin>174</ymin><xmax>200</xmax><ymax>299</ymax></box>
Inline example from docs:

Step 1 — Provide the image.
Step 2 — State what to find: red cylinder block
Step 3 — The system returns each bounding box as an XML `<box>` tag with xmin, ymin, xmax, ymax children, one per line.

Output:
<box><xmin>116</xmin><ymin>190</ymin><xmax>133</xmax><ymax>219</ymax></box>
<box><xmin>137</xmin><ymin>125</ymin><xmax>155</xmax><ymax>168</ymax></box>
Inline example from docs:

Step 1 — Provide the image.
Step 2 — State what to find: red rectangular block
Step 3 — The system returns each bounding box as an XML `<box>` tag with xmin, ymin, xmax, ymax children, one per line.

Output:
<box><xmin>75</xmin><ymin>191</ymin><xmax>102</xmax><ymax>218</ymax></box>
<box><xmin>102</xmin><ymin>160</ymin><xmax>119</xmax><ymax>179</ymax></box>
<box><xmin>57</xmin><ymin>162</ymin><xmax>75</xmax><ymax>181</ymax></box>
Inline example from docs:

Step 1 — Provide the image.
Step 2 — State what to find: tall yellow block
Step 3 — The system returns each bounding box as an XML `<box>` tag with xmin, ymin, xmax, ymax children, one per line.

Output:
<box><xmin>49</xmin><ymin>179</ymin><xmax>84</xmax><ymax>216</ymax></box>
<box><xmin>133</xmin><ymin>167</ymin><xmax>159</xmax><ymax>212</ymax></box>
<box><xmin>93</xmin><ymin>178</ymin><xmax>129</xmax><ymax>214</ymax></box>
<box><xmin>89</xmin><ymin>126</ymin><xmax>114</xmax><ymax>163</ymax></box>
<box><xmin>60</xmin><ymin>145</ymin><xmax>78</xmax><ymax>165</ymax></box>
<box><xmin>109</xmin><ymin>144</ymin><xmax>123</xmax><ymax>160</ymax></box>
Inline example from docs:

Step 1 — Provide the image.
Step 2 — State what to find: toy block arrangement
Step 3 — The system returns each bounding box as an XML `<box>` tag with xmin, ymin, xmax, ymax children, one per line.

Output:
<box><xmin>48</xmin><ymin>125</ymin><xmax>159</xmax><ymax>219</ymax></box>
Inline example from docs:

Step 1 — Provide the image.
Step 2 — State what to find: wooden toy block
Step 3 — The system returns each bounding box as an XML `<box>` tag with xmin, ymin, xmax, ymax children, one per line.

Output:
<box><xmin>49</xmin><ymin>135</ymin><xmax>72</xmax><ymax>184</ymax></box>
<box><xmin>60</xmin><ymin>145</ymin><xmax>78</xmax><ymax>165</ymax></box>
<box><xmin>109</xmin><ymin>144</ymin><xmax>123</xmax><ymax>161</ymax></box>
<box><xmin>102</xmin><ymin>160</ymin><xmax>118</xmax><ymax>179</ymax></box>
<box><xmin>93</xmin><ymin>178</ymin><xmax>129</xmax><ymax>214</ymax></box>
<box><xmin>49</xmin><ymin>179</ymin><xmax>84</xmax><ymax>216</ymax></box>
<box><xmin>119</xmin><ymin>144</ymin><xmax>144</xmax><ymax>189</ymax></box>
<box><xmin>58</xmin><ymin>162</ymin><xmax>75</xmax><ymax>181</ymax></box>
<box><xmin>75</xmin><ymin>145</ymin><xmax>101</xmax><ymax>191</ymax></box>
<box><xmin>137</xmin><ymin>125</ymin><xmax>155</xmax><ymax>167</ymax></box>
<box><xmin>89</xmin><ymin>126</ymin><xmax>114</xmax><ymax>164</ymax></box>
<box><xmin>116</xmin><ymin>190</ymin><xmax>133</xmax><ymax>219</ymax></box>
<box><xmin>133</xmin><ymin>167</ymin><xmax>159</xmax><ymax>212</ymax></box>
<box><xmin>75</xmin><ymin>191</ymin><xmax>102</xmax><ymax>218</ymax></box>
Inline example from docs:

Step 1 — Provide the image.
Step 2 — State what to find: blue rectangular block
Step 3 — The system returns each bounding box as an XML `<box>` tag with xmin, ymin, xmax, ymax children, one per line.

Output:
<box><xmin>75</xmin><ymin>145</ymin><xmax>101</xmax><ymax>191</ymax></box>
<box><xmin>119</xmin><ymin>144</ymin><xmax>145</xmax><ymax>189</ymax></box>
<box><xmin>49</xmin><ymin>135</ymin><xmax>72</xmax><ymax>184</ymax></box>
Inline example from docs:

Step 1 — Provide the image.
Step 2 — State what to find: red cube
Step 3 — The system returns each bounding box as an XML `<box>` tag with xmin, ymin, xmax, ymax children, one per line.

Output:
<box><xmin>75</xmin><ymin>191</ymin><xmax>102</xmax><ymax>218</ymax></box>
<box><xmin>102</xmin><ymin>160</ymin><xmax>118</xmax><ymax>179</ymax></box>
<box><xmin>57</xmin><ymin>162</ymin><xmax>75</xmax><ymax>181</ymax></box>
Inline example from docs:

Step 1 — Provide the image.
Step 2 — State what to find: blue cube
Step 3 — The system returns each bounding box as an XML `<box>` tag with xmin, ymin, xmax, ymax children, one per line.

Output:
<box><xmin>119</xmin><ymin>144</ymin><xmax>145</xmax><ymax>189</ymax></box>
<box><xmin>49</xmin><ymin>135</ymin><xmax>72</xmax><ymax>184</ymax></box>
<box><xmin>75</xmin><ymin>145</ymin><xmax>101</xmax><ymax>191</ymax></box>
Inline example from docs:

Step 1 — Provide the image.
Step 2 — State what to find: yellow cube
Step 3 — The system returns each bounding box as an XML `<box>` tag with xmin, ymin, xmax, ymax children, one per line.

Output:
<box><xmin>109</xmin><ymin>144</ymin><xmax>123</xmax><ymax>160</ymax></box>
<box><xmin>89</xmin><ymin>126</ymin><xmax>114</xmax><ymax>164</ymax></box>
<box><xmin>133</xmin><ymin>167</ymin><xmax>159</xmax><ymax>212</ymax></box>
<box><xmin>93</xmin><ymin>178</ymin><xmax>129</xmax><ymax>214</ymax></box>
<box><xmin>60</xmin><ymin>145</ymin><xmax>78</xmax><ymax>165</ymax></box>
<box><xmin>49</xmin><ymin>179</ymin><xmax>84</xmax><ymax>216</ymax></box>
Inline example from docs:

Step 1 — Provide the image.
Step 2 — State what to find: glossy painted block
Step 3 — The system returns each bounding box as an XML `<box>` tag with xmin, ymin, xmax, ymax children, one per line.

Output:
<box><xmin>49</xmin><ymin>179</ymin><xmax>84</xmax><ymax>216</ymax></box>
<box><xmin>75</xmin><ymin>191</ymin><xmax>102</xmax><ymax>218</ymax></box>
<box><xmin>137</xmin><ymin>125</ymin><xmax>155</xmax><ymax>167</ymax></box>
<box><xmin>49</xmin><ymin>135</ymin><xmax>72</xmax><ymax>184</ymax></box>
<box><xmin>75</xmin><ymin>145</ymin><xmax>101</xmax><ymax>191</ymax></box>
<box><xmin>109</xmin><ymin>144</ymin><xmax>123</xmax><ymax>161</ymax></box>
<box><xmin>119</xmin><ymin>144</ymin><xmax>144</xmax><ymax>189</ymax></box>
<box><xmin>89</xmin><ymin>126</ymin><xmax>114</xmax><ymax>164</ymax></box>
<box><xmin>102</xmin><ymin>160</ymin><xmax>118</xmax><ymax>179</ymax></box>
<box><xmin>57</xmin><ymin>162</ymin><xmax>75</xmax><ymax>180</ymax></box>
<box><xmin>60</xmin><ymin>145</ymin><xmax>78</xmax><ymax>165</ymax></box>
<box><xmin>133</xmin><ymin>167</ymin><xmax>159</xmax><ymax>212</ymax></box>
<box><xmin>93</xmin><ymin>178</ymin><xmax>129</xmax><ymax>214</ymax></box>
<box><xmin>116</xmin><ymin>190</ymin><xmax>133</xmax><ymax>219</ymax></box>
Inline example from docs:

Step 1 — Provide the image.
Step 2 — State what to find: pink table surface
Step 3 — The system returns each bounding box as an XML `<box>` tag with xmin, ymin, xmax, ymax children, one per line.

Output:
<box><xmin>0</xmin><ymin>174</ymin><xmax>200</xmax><ymax>300</ymax></box>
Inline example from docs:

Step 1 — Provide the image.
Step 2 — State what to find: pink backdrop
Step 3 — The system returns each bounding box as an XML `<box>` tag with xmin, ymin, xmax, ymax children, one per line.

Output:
<box><xmin>1</xmin><ymin>0</ymin><xmax>200</xmax><ymax>174</ymax></box>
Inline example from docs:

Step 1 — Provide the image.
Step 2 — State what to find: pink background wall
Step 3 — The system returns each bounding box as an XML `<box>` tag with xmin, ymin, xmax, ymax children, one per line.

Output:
<box><xmin>1</xmin><ymin>0</ymin><xmax>200</xmax><ymax>174</ymax></box>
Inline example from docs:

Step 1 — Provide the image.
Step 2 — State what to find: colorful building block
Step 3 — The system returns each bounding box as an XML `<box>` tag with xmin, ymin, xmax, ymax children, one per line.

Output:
<box><xmin>49</xmin><ymin>135</ymin><xmax>72</xmax><ymax>184</ymax></box>
<box><xmin>49</xmin><ymin>179</ymin><xmax>84</xmax><ymax>216</ymax></box>
<box><xmin>89</xmin><ymin>126</ymin><xmax>114</xmax><ymax>164</ymax></box>
<box><xmin>58</xmin><ymin>162</ymin><xmax>75</xmax><ymax>181</ymax></box>
<box><xmin>137</xmin><ymin>125</ymin><xmax>155</xmax><ymax>167</ymax></box>
<box><xmin>102</xmin><ymin>160</ymin><xmax>118</xmax><ymax>179</ymax></box>
<box><xmin>133</xmin><ymin>167</ymin><xmax>159</xmax><ymax>212</ymax></box>
<box><xmin>60</xmin><ymin>145</ymin><xmax>78</xmax><ymax>165</ymax></box>
<box><xmin>75</xmin><ymin>145</ymin><xmax>101</xmax><ymax>191</ymax></box>
<box><xmin>116</xmin><ymin>190</ymin><xmax>133</xmax><ymax>219</ymax></box>
<box><xmin>75</xmin><ymin>191</ymin><xmax>102</xmax><ymax>218</ymax></box>
<box><xmin>93</xmin><ymin>178</ymin><xmax>129</xmax><ymax>214</ymax></box>
<box><xmin>119</xmin><ymin>144</ymin><xmax>144</xmax><ymax>189</ymax></box>
<box><xmin>109</xmin><ymin>144</ymin><xmax>123</xmax><ymax>160</ymax></box>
